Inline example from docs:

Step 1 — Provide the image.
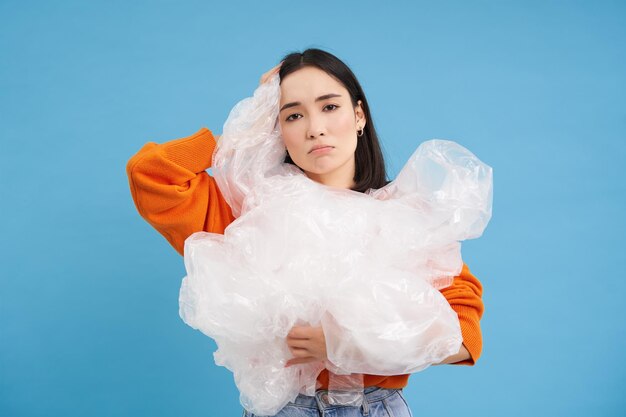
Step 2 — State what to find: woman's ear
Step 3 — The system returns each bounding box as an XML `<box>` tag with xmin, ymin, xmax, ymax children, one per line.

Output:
<box><xmin>355</xmin><ymin>100</ymin><xmax>367</xmax><ymax>128</ymax></box>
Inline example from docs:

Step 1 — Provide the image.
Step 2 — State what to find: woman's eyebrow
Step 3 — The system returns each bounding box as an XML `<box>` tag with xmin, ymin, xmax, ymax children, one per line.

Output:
<box><xmin>280</xmin><ymin>93</ymin><xmax>342</xmax><ymax>112</ymax></box>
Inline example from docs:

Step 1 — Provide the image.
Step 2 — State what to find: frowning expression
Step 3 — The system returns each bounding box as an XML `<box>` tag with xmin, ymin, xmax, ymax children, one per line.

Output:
<box><xmin>279</xmin><ymin>66</ymin><xmax>366</xmax><ymax>188</ymax></box>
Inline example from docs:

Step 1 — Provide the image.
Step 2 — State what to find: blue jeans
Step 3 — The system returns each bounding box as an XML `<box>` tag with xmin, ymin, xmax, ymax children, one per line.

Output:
<box><xmin>242</xmin><ymin>387</ymin><xmax>413</xmax><ymax>417</ymax></box>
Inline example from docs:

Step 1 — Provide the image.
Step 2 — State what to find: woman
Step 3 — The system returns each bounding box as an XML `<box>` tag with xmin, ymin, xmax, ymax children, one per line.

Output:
<box><xmin>127</xmin><ymin>48</ymin><xmax>484</xmax><ymax>417</ymax></box>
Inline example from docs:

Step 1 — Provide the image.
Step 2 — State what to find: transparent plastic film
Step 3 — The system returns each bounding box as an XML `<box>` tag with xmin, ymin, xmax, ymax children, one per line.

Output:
<box><xmin>326</xmin><ymin>372</ymin><xmax>365</xmax><ymax>407</ymax></box>
<box><xmin>179</xmin><ymin>74</ymin><xmax>493</xmax><ymax>415</ymax></box>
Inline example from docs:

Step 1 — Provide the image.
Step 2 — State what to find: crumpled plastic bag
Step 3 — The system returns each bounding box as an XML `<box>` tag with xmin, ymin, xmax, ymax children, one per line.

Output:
<box><xmin>178</xmin><ymin>75</ymin><xmax>493</xmax><ymax>416</ymax></box>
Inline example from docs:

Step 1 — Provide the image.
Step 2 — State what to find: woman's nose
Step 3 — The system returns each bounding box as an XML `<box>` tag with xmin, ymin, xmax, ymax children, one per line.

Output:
<box><xmin>306</xmin><ymin>114</ymin><xmax>326</xmax><ymax>139</ymax></box>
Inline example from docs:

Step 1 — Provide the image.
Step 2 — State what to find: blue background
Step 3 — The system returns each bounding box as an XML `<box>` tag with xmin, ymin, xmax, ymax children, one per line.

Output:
<box><xmin>1</xmin><ymin>1</ymin><xmax>625</xmax><ymax>416</ymax></box>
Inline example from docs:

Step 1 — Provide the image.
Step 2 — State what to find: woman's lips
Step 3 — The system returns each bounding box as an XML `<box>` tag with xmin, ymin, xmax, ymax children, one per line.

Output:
<box><xmin>310</xmin><ymin>146</ymin><xmax>334</xmax><ymax>154</ymax></box>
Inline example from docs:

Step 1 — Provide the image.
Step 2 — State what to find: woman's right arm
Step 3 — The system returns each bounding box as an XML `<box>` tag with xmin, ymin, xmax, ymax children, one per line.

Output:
<box><xmin>438</xmin><ymin>263</ymin><xmax>484</xmax><ymax>365</ymax></box>
<box><xmin>126</xmin><ymin>127</ymin><xmax>235</xmax><ymax>256</ymax></box>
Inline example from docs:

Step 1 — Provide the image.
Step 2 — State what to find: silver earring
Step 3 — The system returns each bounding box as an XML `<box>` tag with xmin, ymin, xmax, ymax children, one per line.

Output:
<box><xmin>357</xmin><ymin>127</ymin><xmax>364</xmax><ymax>137</ymax></box>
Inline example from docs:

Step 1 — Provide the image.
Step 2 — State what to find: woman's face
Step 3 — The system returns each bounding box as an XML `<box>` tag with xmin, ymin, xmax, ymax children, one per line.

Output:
<box><xmin>278</xmin><ymin>66</ymin><xmax>366</xmax><ymax>189</ymax></box>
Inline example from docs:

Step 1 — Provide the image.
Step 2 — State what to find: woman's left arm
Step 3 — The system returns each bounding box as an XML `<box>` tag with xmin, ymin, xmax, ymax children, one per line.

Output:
<box><xmin>436</xmin><ymin>263</ymin><xmax>485</xmax><ymax>365</ymax></box>
<box><xmin>284</xmin><ymin>263</ymin><xmax>485</xmax><ymax>367</ymax></box>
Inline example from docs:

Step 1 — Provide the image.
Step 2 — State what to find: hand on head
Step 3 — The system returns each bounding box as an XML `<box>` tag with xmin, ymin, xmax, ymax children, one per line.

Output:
<box><xmin>259</xmin><ymin>61</ymin><xmax>283</xmax><ymax>85</ymax></box>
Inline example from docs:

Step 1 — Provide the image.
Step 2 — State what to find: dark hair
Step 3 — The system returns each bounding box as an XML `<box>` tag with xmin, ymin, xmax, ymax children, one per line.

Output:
<box><xmin>278</xmin><ymin>48</ymin><xmax>389</xmax><ymax>193</ymax></box>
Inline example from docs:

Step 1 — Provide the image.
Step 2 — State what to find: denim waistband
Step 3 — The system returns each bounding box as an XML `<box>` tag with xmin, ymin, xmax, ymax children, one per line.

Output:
<box><xmin>288</xmin><ymin>386</ymin><xmax>400</xmax><ymax>410</ymax></box>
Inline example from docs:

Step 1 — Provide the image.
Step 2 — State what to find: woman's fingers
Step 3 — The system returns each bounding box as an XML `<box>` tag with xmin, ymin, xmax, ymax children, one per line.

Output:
<box><xmin>287</xmin><ymin>325</ymin><xmax>315</xmax><ymax>339</ymax></box>
<box><xmin>285</xmin><ymin>356</ymin><xmax>321</xmax><ymax>367</ymax></box>
<box><xmin>288</xmin><ymin>346</ymin><xmax>309</xmax><ymax>357</ymax></box>
<box><xmin>259</xmin><ymin>62</ymin><xmax>283</xmax><ymax>85</ymax></box>
<box><xmin>287</xmin><ymin>338</ymin><xmax>310</xmax><ymax>349</ymax></box>
<box><xmin>259</xmin><ymin>68</ymin><xmax>277</xmax><ymax>84</ymax></box>
<box><xmin>285</xmin><ymin>325</ymin><xmax>327</xmax><ymax>365</ymax></box>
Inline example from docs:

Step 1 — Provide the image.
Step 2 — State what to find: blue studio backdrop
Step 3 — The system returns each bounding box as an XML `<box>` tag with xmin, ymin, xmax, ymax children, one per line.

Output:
<box><xmin>1</xmin><ymin>1</ymin><xmax>625</xmax><ymax>416</ymax></box>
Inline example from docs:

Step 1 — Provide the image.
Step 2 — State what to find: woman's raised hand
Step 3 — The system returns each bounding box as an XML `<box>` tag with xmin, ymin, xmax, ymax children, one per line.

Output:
<box><xmin>259</xmin><ymin>62</ymin><xmax>282</xmax><ymax>85</ymax></box>
<box><xmin>216</xmin><ymin>63</ymin><xmax>282</xmax><ymax>144</ymax></box>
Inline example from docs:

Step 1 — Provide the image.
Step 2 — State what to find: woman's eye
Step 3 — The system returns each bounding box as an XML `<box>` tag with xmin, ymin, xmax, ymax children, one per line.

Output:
<box><xmin>285</xmin><ymin>105</ymin><xmax>337</xmax><ymax>121</ymax></box>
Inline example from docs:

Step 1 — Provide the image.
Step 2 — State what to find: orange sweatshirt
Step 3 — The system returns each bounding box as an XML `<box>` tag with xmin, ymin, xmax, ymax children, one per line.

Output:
<box><xmin>126</xmin><ymin>127</ymin><xmax>485</xmax><ymax>389</ymax></box>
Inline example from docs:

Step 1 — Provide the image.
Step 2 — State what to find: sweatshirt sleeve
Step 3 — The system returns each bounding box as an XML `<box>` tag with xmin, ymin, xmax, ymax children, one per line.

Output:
<box><xmin>440</xmin><ymin>263</ymin><xmax>485</xmax><ymax>365</ymax></box>
<box><xmin>126</xmin><ymin>127</ymin><xmax>236</xmax><ymax>256</ymax></box>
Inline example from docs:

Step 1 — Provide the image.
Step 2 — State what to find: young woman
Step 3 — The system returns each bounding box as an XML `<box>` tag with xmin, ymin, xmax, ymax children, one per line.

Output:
<box><xmin>127</xmin><ymin>48</ymin><xmax>484</xmax><ymax>417</ymax></box>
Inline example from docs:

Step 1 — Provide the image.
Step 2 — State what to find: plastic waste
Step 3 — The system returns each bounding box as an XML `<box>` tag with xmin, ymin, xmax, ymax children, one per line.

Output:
<box><xmin>178</xmin><ymin>75</ymin><xmax>493</xmax><ymax>416</ymax></box>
